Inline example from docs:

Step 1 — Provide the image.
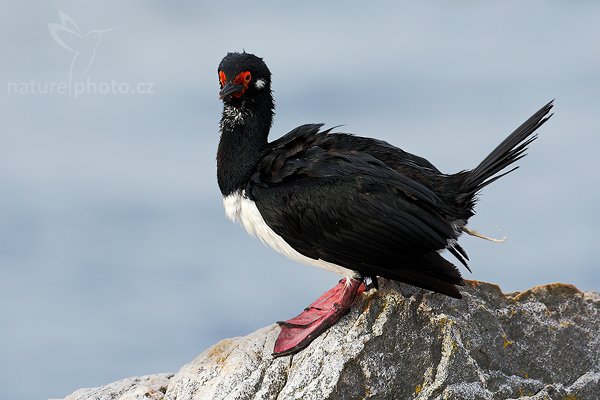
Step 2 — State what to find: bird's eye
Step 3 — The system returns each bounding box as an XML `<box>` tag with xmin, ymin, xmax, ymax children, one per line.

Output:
<box><xmin>234</xmin><ymin>71</ymin><xmax>251</xmax><ymax>85</ymax></box>
<box><xmin>218</xmin><ymin>71</ymin><xmax>227</xmax><ymax>88</ymax></box>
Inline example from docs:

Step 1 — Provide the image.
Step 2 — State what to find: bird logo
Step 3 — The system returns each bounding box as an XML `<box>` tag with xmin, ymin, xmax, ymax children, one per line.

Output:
<box><xmin>48</xmin><ymin>11</ymin><xmax>123</xmax><ymax>84</ymax></box>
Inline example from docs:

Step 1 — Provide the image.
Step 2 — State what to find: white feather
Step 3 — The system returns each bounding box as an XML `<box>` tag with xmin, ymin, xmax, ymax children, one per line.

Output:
<box><xmin>255</xmin><ymin>78</ymin><xmax>266</xmax><ymax>89</ymax></box>
<box><xmin>223</xmin><ymin>191</ymin><xmax>359</xmax><ymax>277</ymax></box>
<box><xmin>220</xmin><ymin>104</ymin><xmax>252</xmax><ymax>130</ymax></box>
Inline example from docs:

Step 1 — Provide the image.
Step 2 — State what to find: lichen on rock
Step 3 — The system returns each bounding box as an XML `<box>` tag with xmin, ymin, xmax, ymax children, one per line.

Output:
<box><xmin>63</xmin><ymin>280</ymin><xmax>600</xmax><ymax>400</ymax></box>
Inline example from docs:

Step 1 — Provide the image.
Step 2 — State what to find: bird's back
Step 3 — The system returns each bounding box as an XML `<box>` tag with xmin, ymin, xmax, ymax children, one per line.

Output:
<box><xmin>257</xmin><ymin>124</ymin><xmax>468</xmax><ymax>221</ymax></box>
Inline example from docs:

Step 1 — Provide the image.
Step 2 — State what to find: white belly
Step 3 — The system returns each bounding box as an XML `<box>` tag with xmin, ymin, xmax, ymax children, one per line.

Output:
<box><xmin>223</xmin><ymin>191</ymin><xmax>358</xmax><ymax>278</ymax></box>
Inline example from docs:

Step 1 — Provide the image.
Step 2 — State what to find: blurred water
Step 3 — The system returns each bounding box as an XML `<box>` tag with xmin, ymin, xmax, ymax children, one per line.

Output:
<box><xmin>1</xmin><ymin>2</ymin><xmax>599</xmax><ymax>399</ymax></box>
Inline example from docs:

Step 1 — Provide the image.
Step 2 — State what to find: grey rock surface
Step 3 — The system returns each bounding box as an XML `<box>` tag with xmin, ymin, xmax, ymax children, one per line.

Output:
<box><xmin>63</xmin><ymin>280</ymin><xmax>600</xmax><ymax>400</ymax></box>
<box><xmin>63</xmin><ymin>374</ymin><xmax>173</xmax><ymax>400</ymax></box>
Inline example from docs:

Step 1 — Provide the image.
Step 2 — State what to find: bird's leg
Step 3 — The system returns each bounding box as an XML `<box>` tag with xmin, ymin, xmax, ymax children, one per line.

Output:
<box><xmin>273</xmin><ymin>277</ymin><xmax>365</xmax><ymax>357</ymax></box>
<box><xmin>364</xmin><ymin>275</ymin><xmax>379</xmax><ymax>290</ymax></box>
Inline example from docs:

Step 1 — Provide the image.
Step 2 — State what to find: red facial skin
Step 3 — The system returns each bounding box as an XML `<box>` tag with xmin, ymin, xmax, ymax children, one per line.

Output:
<box><xmin>219</xmin><ymin>70</ymin><xmax>252</xmax><ymax>98</ymax></box>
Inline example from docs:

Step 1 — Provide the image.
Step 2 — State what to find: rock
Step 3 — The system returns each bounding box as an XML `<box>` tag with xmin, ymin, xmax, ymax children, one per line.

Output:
<box><xmin>63</xmin><ymin>374</ymin><xmax>173</xmax><ymax>400</ymax></box>
<box><xmin>63</xmin><ymin>280</ymin><xmax>600</xmax><ymax>400</ymax></box>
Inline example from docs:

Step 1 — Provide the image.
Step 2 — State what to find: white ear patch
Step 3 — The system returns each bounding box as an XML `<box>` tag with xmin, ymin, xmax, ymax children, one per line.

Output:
<box><xmin>255</xmin><ymin>78</ymin><xmax>266</xmax><ymax>89</ymax></box>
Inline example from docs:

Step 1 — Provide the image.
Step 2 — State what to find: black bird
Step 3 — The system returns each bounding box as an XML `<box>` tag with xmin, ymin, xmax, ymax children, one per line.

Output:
<box><xmin>216</xmin><ymin>51</ymin><xmax>553</xmax><ymax>357</ymax></box>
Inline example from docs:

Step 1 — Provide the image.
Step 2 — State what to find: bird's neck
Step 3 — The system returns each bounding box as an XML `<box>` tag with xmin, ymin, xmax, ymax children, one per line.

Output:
<box><xmin>217</xmin><ymin>95</ymin><xmax>274</xmax><ymax>196</ymax></box>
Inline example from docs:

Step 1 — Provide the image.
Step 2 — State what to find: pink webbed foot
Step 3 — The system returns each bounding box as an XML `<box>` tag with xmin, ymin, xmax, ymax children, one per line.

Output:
<box><xmin>273</xmin><ymin>278</ymin><xmax>366</xmax><ymax>357</ymax></box>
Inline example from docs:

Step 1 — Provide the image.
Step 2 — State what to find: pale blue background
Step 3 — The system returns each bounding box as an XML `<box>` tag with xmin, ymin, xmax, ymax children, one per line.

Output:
<box><xmin>1</xmin><ymin>2</ymin><xmax>599</xmax><ymax>399</ymax></box>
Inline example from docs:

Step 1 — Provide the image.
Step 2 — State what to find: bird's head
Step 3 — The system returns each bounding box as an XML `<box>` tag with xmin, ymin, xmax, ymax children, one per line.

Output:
<box><xmin>218</xmin><ymin>52</ymin><xmax>271</xmax><ymax>104</ymax></box>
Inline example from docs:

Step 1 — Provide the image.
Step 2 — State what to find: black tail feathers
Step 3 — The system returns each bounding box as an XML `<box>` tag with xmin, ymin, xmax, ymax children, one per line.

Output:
<box><xmin>457</xmin><ymin>100</ymin><xmax>554</xmax><ymax>205</ymax></box>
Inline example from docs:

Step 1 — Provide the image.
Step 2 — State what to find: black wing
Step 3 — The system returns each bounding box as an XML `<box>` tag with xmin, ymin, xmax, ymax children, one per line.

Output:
<box><xmin>249</xmin><ymin>125</ymin><xmax>465</xmax><ymax>298</ymax></box>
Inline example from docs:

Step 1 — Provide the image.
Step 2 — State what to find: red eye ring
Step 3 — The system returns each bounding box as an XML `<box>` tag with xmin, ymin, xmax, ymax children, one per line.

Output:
<box><xmin>233</xmin><ymin>71</ymin><xmax>251</xmax><ymax>86</ymax></box>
